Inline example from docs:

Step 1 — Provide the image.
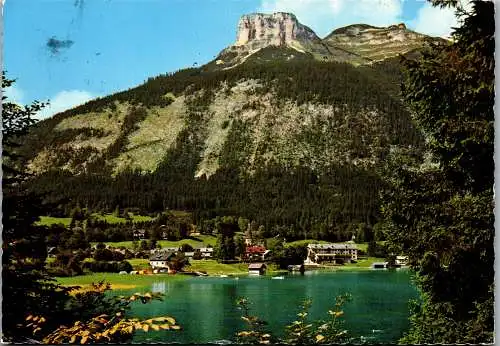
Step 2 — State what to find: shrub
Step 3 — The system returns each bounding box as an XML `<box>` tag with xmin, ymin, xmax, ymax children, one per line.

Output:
<box><xmin>93</xmin><ymin>248</ymin><xmax>114</xmax><ymax>261</ymax></box>
<box><xmin>192</xmin><ymin>250</ymin><xmax>202</xmax><ymax>260</ymax></box>
<box><xmin>180</xmin><ymin>244</ymin><xmax>194</xmax><ymax>252</ymax></box>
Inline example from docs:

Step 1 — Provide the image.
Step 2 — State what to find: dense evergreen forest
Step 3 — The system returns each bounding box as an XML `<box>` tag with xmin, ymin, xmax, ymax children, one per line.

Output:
<box><xmin>21</xmin><ymin>56</ymin><xmax>424</xmax><ymax>242</ymax></box>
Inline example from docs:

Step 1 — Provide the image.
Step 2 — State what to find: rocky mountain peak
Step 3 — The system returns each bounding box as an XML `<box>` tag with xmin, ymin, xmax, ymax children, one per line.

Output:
<box><xmin>234</xmin><ymin>12</ymin><xmax>319</xmax><ymax>48</ymax></box>
<box><xmin>206</xmin><ymin>14</ymin><xmax>441</xmax><ymax>70</ymax></box>
<box><xmin>210</xmin><ymin>12</ymin><xmax>362</xmax><ymax>70</ymax></box>
<box><xmin>323</xmin><ymin>22</ymin><xmax>435</xmax><ymax>62</ymax></box>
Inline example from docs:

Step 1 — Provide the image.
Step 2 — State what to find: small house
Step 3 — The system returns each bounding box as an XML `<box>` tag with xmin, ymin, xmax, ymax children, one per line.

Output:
<box><xmin>245</xmin><ymin>246</ymin><xmax>267</xmax><ymax>262</ymax></box>
<box><xmin>133</xmin><ymin>229</ymin><xmax>146</xmax><ymax>240</ymax></box>
<box><xmin>248</xmin><ymin>263</ymin><xmax>267</xmax><ymax>275</ymax></box>
<box><xmin>372</xmin><ymin>262</ymin><xmax>389</xmax><ymax>269</ymax></box>
<box><xmin>244</xmin><ymin>236</ymin><xmax>252</xmax><ymax>246</ymax></box>
<box><xmin>152</xmin><ymin>247</ymin><xmax>179</xmax><ymax>255</ymax></box>
<box><xmin>149</xmin><ymin>251</ymin><xmax>176</xmax><ymax>269</ymax></box>
<box><xmin>395</xmin><ymin>256</ymin><xmax>408</xmax><ymax>266</ymax></box>
<box><xmin>163</xmin><ymin>247</ymin><xmax>180</xmax><ymax>253</ymax></box>
<box><xmin>197</xmin><ymin>247</ymin><xmax>214</xmax><ymax>259</ymax></box>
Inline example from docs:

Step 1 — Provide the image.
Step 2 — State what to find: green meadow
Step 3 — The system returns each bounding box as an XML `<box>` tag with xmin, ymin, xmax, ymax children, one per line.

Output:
<box><xmin>36</xmin><ymin>213</ymin><xmax>157</xmax><ymax>227</ymax></box>
<box><xmin>37</xmin><ymin>216</ymin><xmax>72</xmax><ymax>227</ymax></box>
<box><xmin>93</xmin><ymin>235</ymin><xmax>217</xmax><ymax>249</ymax></box>
<box><xmin>56</xmin><ymin>272</ymin><xmax>186</xmax><ymax>290</ymax></box>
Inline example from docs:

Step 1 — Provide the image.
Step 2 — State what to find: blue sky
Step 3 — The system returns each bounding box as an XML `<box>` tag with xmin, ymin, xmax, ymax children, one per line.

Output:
<box><xmin>3</xmin><ymin>0</ymin><xmax>464</xmax><ymax>118</ymax></box>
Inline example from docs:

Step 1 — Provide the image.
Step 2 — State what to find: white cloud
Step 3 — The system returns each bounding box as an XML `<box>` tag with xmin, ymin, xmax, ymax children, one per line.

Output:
<box><xmin>4</xmin><ymin>85</ymin><xmax>25</xmax><ymax>104</ymax></box>
<box><xmin>410</xmin><ymin>0</ymin><xmax>472</xmax><ymax>38</ymax></box>
<box><xmin>258</xmin><ymin>0</ymin><xmax>403</xmax><ymax>37</ymax></box>
<box><xmin>410</xmin><ymin>3</ymin><xmax>457</xmax><ymax>38</ymax></box>
<box><xmin>37</xmin><ymin>90</ymin><xmax>94</xmax><ymax>119</ymax></box>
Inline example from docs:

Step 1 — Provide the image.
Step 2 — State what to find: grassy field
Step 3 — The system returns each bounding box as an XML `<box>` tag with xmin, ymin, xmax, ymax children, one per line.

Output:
<box><xmin>129</xmin><ymin>213</ymin><xmax>156</xmax><ymax>222</ymax></box>
<box><xmin>115</xmin><ymin>258</ymin><xmax>250</xmax><ymax>274</ymax></box>
<box><xmin>127</xmin><ymin>258</ymin><xmax>150</xmax><ymax>270</ymax></box>
<box><xmin>83</xmin><ymin>257</ymin><xmax>285</xmax><ymax>275</ymax></box>
<box><xmin>36</xmin><ymin>213</ymin><xmax>155</xmax><ymax>228</ymax></box>
<box><xmin>187</xmin><ymin>260</ymin><xmax>284</xmax><ymax>276</ymax></box>
<box><xmin>91</xmin><ymin>213</ymin><xmax>127</xmax><ymax>224</ymax></box>
<box><xmin>91</xmin><ymin>213</ymin><xmax>156</xmax><ymax>224</ymax></box>
<box><xmin>56</xmin><ymin>272</ymin><xmax>185</xmax><ymax>290</ymax></box>
<box><xmin>187</xmin><ymin>260</ymin><xmax>248</xmax><ymax>275</ymax></box>
<box><xmin>355</xmin><ymin>243</ymin><xmax>368</xmax><ymax>252</ymax></box>
<box><xmin>284</xmin><ymin>239</ymin><xmax>330</xmax><ymax>247</ymax></box>
<box><xmin>95</xmin><ymin>235</ymin><xmax>217</xmax><ymax>249</ymax></box>
<box><xmin>37</xmin><ymin>216</ymin><xmax>72</xmax><ymax>227</ymax></box>
<box><xmin>327</xmin><ymin>257</ymin><xmax>385</xmax><ymax>270</ymax></box>
<box><xmin>168</xmin><ymin>210</ymin><xmax>192</xmax><ymax>218</ymax></box>
<box><xmin>55</xmin><ymin>261</ymin><xmax>277</xmax><ymax>289</ymax></box>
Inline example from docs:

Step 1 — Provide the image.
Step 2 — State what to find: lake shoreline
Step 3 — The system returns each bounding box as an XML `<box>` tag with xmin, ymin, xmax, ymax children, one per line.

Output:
<box><xmin>57</xmin><ymin>265</ymin><xmax>397</xmax><ymax>290</ymax></box>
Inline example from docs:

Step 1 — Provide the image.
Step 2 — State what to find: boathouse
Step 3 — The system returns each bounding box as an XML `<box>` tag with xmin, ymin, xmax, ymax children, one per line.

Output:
<box><xmin>371</xmin><ymin>262</ymin><xmax>389</xmax><ymax>269</ymax></box>
<box><xmin>248</xmin><ymin>263</ymin><xmax>267</xmax><ymax>275</ymax></box>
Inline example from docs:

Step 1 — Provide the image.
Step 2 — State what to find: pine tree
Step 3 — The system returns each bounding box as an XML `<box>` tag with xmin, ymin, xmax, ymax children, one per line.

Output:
<box><xmin>381</xmin><ymin>1</ymin><xmax>494</xmax><ymax>343</ymax></box>
<box><xmin>2</xmin><ymin>74</ymin><xmax>71</xmax><ymax>341</ymax></box>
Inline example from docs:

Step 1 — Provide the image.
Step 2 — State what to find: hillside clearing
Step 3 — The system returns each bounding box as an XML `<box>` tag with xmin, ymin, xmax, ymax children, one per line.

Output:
<box><xmin>93</xmin><ymin>235</ymin><xmax>217</xmax><ymax>249</ymax></box>
<box><xmin>37</xmin><ymin>216</ymin><xmax>72</xmax><ymax>227</ymax></box>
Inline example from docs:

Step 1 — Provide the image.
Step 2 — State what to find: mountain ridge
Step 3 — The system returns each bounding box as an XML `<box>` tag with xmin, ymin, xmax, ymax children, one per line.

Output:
<box><xmin>209</xmin><ymin>12</ymin><xmax>445</xmax><ymax>69</ymax></box>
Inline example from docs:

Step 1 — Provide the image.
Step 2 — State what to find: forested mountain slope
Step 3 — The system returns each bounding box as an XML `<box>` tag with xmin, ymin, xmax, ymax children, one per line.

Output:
<box><xmin>19</xmin><ymin>13</ymin><xmax>442</xmax><ymax>240</ymax></box>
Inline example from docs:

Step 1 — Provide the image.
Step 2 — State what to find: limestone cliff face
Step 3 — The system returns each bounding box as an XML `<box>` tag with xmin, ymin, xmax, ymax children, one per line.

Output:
<box><xmin>234</xmin><ymin>12</ymin><xmax>319</xmax><ymax>48</ymax></box>
<box><xmin>214</xmin><ymin>12</ymin><xmax>348</xmax><ymax>69</ymax></box>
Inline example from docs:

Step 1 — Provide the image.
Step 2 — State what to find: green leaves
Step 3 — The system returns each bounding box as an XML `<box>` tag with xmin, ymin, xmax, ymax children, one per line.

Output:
<box><xmin>236</xmin><ymin>297</ymin><xmax>273</xmax><ymax>344</ymax></box>
<box><xmin>41</xmin><ymin>294</ymin><xmax>180</xmax><ymax>344</ymax></box>
<box><xmin>236</xmin><ymin>295</ymin><xmax>350</xmax><ymax>345</ymax></box>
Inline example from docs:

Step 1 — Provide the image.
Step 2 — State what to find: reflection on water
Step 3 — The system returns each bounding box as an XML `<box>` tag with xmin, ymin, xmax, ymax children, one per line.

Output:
<box><xmin>151</xmin><ymin>281</ymin><xmax>167</xmax><ymax>294</ymax></box>
<box><xmin>121</xmin><ymin>270</ymin><xmax>417</xmax><ymax>344</ymax></box>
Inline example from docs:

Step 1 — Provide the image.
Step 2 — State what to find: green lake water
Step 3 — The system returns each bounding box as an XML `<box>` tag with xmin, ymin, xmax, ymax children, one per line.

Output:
<box><xmin>120</xmin><ymin>269</ymin><xmax>418</xmax><ymax>344</ymax></box>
